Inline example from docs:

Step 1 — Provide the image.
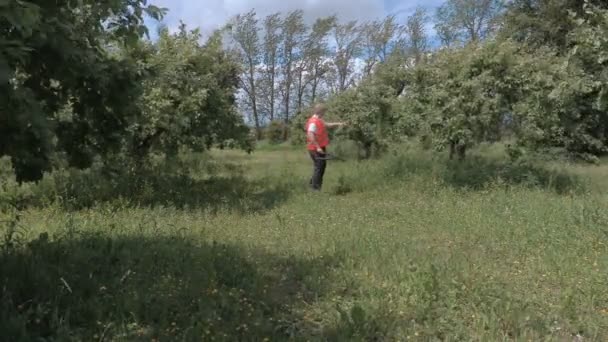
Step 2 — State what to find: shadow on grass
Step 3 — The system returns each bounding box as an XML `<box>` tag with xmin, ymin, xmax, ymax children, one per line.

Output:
<box><xmin>375</xmin><ymin>152</ymin><xmax>585</xmax><ymax>195</ymax></box>
<box><xmin>22</xmin><ymin>170</ymin><xmax>294</xmax><ymax>213</ymax></box>
<box><xmin>0</xmin><ymin>232</ymin><xmax>345</xmax><ymax>341</ymax></box>
<box><xmin>441</xmin><ymin>156</ymin><xmax>586</xmax><ymax>194</ymax></box>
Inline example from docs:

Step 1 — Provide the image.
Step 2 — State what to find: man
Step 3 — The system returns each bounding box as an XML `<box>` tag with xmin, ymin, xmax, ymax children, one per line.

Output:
<box><xmin>305</xmin><ymin>104</ymin><xmax>345</xmax><ymax>191</ymax></box>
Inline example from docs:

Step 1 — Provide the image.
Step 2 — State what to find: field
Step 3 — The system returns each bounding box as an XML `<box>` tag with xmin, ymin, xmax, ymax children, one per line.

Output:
<box><xmin>1</xmin><ymin>142</ymin><xmax>608</xmax><ymax>341</ymax></box>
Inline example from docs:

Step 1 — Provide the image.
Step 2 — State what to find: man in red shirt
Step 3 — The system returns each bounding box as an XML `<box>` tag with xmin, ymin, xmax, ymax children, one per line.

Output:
<box><xmin>305</xmin><ymin>104</ymin><xmax>345</xmax><ymax>191</ymax></box>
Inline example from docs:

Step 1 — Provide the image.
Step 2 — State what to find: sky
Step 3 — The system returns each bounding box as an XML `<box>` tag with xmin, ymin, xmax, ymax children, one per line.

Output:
<box><xmin>146</xmin><ymin>0</ymin><xmax>446</xmax><ymax>38</ymax></box>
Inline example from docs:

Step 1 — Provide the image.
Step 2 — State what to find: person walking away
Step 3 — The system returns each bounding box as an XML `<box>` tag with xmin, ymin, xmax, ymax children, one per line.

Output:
<box><xmin>305</xmin><ymin>104</ymin><xmax>345</xmax><ymax>191</ymax></box>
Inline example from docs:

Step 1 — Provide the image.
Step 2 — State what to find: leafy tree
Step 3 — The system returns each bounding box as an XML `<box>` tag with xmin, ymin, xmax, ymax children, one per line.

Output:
<box><xmin>328</xmin><ymin>66</ymin><xmax>401</xmax><ymax>158</ymax></box>
<box><xmin>0</xmin><ymin>0</ymin><xmax>165</xmax><ymax>182</ymax></box>
<box><xmin>260</xmin><ymin>13</ymin><xmax>282</xmax><ymax>121</ymax></box>
<box><xmin>133</xmin><ymin>25</ymin><xmax>249</xmax><ymax>161</ymax></box>
<box><xmin>402</xmin><ymin>41</ymin><xmax>520</xmax><ymax>159</ymax></box>
<box><xmin>483</xmin><ymin>3</ymin><xmax>608</xmax><ymax>162</ymax></box>
<box><xmin>434</xmin><ymin>0</ymin><xmax>504</xmax><ymax>44</ymax></box>
<box><xmin>406</xmin><ymin>7</ymin><xmax>429</xmax><ymax>64</ymax></box>
<box><xmin>298</xmin><ymin>16</ymin><xmax>335</xmax><ymax>108</ymax></box>
<box><xmin>502</xmin><ymin>0</ymin><xmax>608</xmax><ymax>49</ymax></box>
<box><xmin>361</xmin><ymin>15</ymin><xmax>404</xmax><ymax>76</ymax></box>
<box><xmin>296</xmin><ymin>17</ymin><xmax>336</xmax><ymax>113</ymax></box>
<box><xmin>279</xmin><ymin>10</ymin><xmax>306</xmax><ymax>130</ymax></box>
<box><xmin>571</xmin><ymin>2</ymin><xmax>608</xmax><ymax>116</ymax></box>
<box><xmin>229</xmin><ymin>10</ymin><xmax>263</xmax><ymax>138</ymax></box>
<box><xmin>330</xmin><ymin>21</ymin><xmax>363</xmax><ymax>93</ymax></box>
<box><xmin>435</xmin><ymin>5</ymin><xmax>461</xmax><ymax>48</ymax></box>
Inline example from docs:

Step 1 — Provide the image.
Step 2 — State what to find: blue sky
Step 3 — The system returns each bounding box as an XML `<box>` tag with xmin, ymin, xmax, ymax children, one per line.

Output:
<box><xmin>146</xmin><ymin>0</ymin><xmax>446</xmax><ymax>38</ymax></box>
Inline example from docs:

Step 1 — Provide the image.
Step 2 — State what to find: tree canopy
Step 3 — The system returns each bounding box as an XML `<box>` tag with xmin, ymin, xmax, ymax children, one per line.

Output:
<box><xmin>1</xmin><ymin>1</ymin><xmax>250</xmax><ymax>182</ymax></box>
<box><xmin>4</xmin><ymin>0</ymin><xmax>608</xmax><ymax>183</ymax></box>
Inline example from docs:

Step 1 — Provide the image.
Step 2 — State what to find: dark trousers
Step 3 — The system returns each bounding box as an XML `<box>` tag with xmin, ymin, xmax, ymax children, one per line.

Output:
<box><xmin>309</xmin><ymin>148</ymin><xmax>327</xmax><ymax>190</ymax></box>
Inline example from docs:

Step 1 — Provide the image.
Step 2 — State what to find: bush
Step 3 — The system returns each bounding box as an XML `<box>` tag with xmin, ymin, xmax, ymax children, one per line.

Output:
<box><xmin>331</xmin><ymin>139</ymin><xmax>360</xmax><ymax>160</ymax></box>
<box><xmin>265</xmin><ymin>121</ymin><xmax>288</xmax><ymax>144</ymax></box>
<box><xmin>441</xmin><ymin>156</ymin><xmax>585</xmax><ymax>194</ymax></box>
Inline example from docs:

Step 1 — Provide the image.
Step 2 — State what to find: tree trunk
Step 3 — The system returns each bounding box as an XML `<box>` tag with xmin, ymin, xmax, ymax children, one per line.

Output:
<box><xmin>362</xmin><ymin>142</ymin><xmax>372</xmax><ymax>159</ymax></box>
<box><xmin>449</xmin><ymin>141</ymin><xmax>455</xmax><ymax>160</ymax></box>
<box><xmin>297</xmin><ymin>89</ymin><xmax>304</xmax><ymax>115</ymax></box>
<box><xmin>283</xmin><ymin>92</ymin><xmax>290</xmax><ymax>141</ymax></box>
<box><xmin>449</xmin><ymin>140</ymin><xmax>466</xmax><ymax>161</ymax></box>
<box><xmin>269</xmin><ymin>70</ymin><xmax>275</xmax><ymax>121</ymax></box>
<box><xmin>311</xmin><ymin>64</ymin><xmax>321</xmax><ymax>103</ymax></box>
<box><xmin>248</xmin><ymin>59</ymin><xmax>261</xmax><ymax>140</ymax></box>
<box><xmin>458</xmin><ymin>145</ymin><xmax>466</xmax><ymax>161</ymax></box>
<box><xmin>283</xmin><ymin>65</ymin><xmax>292</xmax><ymax>141</ymax></box>
<box><xmin>296</xmin><ymin>67</ymin><xmax>305</xmax><ymax>114</ymax></box>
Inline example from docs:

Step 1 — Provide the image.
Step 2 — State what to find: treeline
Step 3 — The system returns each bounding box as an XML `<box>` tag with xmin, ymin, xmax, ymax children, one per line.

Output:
<box><xmin>226</xmin><ymin>8</ymin><xmax>433</xmax><ymax>138</ymax></box>
<box><xmin>324</xmin><ymin>0</ymin><xmax>608</xmax><ymax>161</ymax></box>
<box><xmin>1</xmin><ymin>1</ymin><xmax>252</xmax><ymax>183</ymax></box>
<box><xmin>2</xmin><ymin>1</ymin><xmax>608</xmax><ymax>183</ymax></box>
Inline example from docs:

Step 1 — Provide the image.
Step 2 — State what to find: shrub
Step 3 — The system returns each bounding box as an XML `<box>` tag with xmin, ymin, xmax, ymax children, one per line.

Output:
<box><xmin>331</xmin><ymin>139</ymin><xmax>360</xmax><ymax>160</ymax></box>
<box><xmin>265</xmin><ymin>121</ymin><xmax>287</xmax><ymax>144</ymax></box>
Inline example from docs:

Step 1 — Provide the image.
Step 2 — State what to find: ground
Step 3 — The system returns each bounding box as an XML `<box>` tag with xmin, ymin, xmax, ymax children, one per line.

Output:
<box><xmin>1</xmin><ymin>142</ymin><xmax>607</xmax><ymax>341</ymax></box>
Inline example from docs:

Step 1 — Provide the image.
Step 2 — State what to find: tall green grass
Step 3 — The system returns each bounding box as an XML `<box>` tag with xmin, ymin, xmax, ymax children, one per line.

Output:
<box><xmin>1</xmin><ymin>145</ymin><xmax>607</xmax><ymax>341</ymax></box>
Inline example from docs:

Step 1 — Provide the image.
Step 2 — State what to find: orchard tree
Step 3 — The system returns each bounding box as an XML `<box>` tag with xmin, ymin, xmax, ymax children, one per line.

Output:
<box><xmin>329</xmin><ymin>76</ymin><xmax>399</xmax><ymax>158</ymax></box>
<box><xmin>509</xmin><ymin>3</ymin><xmax>608</xmax><ymax>161</ymax></box>
<box><xmin>503</xmin><ymin>0</ymin><xmax>608</xmax><ymax>49</ymax></box>
<box><xmin>0</xmin><ymin>0</ymin><xmax>165</xmax><ymax>182</ymax></box>
<box><xmin>503</xmin><ymin>3</ymin><xmax>608</xmax><ymax>161</ymax></box>
<box><xmin>410</xmin><ymin>41</ymin><xmax>520</xmax><ymax>159</ymax></box>
<box><xmin>134</xmin><ymin>25</ymin><xmax>249</xmax><ymax>160</ymax></box>
<box><xmin>571</xmin><ymin>2</ymin><xmax>608</xmax><ymax>115</ymax></box>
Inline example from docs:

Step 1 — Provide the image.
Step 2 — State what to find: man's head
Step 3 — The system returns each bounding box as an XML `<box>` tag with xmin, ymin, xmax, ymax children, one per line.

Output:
<box><xmin>312</xmin><ymin>103</ymin><xmax>327</xmax><ymax>117</ymax></box>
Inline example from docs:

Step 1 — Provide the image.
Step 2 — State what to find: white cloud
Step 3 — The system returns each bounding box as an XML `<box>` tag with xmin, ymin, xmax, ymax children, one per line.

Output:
<box><xmin>151</xmin><ymin>0</ymin><xmax>387</xmax><ymax>35</ymax></box>
<box><xmin>146</xmin><ymin>0</ymin><xmax>446</xmax><ymax>45</ymax></box>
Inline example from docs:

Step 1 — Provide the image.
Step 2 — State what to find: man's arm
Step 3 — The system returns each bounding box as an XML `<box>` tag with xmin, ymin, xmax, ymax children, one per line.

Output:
<box><xmin>325</xmin><ymin>122</ymin><xmax>347</xmax><ymax>128</ymax></box>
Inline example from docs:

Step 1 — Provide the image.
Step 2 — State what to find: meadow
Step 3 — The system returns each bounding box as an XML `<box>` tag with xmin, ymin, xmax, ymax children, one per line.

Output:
<box><xmin>1</xmin><ymin>142</ymin><xmax>607</xmax><ymax>341</ymax></box>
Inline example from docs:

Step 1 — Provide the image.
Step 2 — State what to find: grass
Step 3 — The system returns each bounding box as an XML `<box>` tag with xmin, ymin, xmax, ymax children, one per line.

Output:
<box><xmin>1</xmin><ymin>143</ymin><xmax>608</xmax><ymax>341</ymax></box>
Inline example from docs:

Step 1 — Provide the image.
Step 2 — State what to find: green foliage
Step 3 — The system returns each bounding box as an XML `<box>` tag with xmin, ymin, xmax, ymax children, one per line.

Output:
<box><xmin>0</xmin><ymin>0</ymin><xmax>166</xmax><ymax>182</ymax></box>
<box><xmin>435</xmin><ymin>0</ymin><xmax>504</xmax><ymax>45</ymax></box>
<box><xmin>289</xmin><ymin>111</ymin><xmax>307</xmax><ymax>146</ymax></box>
<box><xmin>0</xmin><ymin>3</ymin><xmax>252</xmax><ymax>182</ymax></box>
<box><xmin>265</xmin><ymin>121</ymin><xmax>288</xmax><ymax>144</ymax></box>
<box><xmin>396</xmin><ymin>41</ymin><xmax>521</xmax><ymax>159</ymax></box>
<box><xmin>504</xmin><ymin>5</ymin><xmax>608</xmax><ymax>159</ymax></box>
<box><xmin>331</xmin><ymin>139</ymin><xmax>361</xmax><ymax>160</ymax></box>
<box><xmin>323</xmin><ymin>1</ymin><xmax>608</xmax><ymax>161</ymax></box>
<box><xmin>133</xmin><ymin>25</ymin><xmax>249</xmax><ymax>158</ymax></box>
<box><xmin>503</xmin><ymin>0</ymin><xmax>608</xmax><ymax>48</ymax></box>
<box><xmin>329</xmin><ymin>79</ymin><xmax>396</xmax><ymax>158</ymax></box>
<box><xmin>567</xmin><ymin>3</ymin><xmax>608</xmax><ymax>154</ymax></box>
